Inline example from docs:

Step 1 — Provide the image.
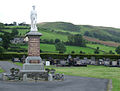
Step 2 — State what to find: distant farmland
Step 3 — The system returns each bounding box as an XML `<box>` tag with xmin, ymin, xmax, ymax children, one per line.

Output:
<box><xmin>84</xmin><ymin>36</ymin><xmax>120</xmax><ymax>47</ymax></box>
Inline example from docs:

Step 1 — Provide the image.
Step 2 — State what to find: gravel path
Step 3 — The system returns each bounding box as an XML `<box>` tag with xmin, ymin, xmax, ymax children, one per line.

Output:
<box><xmin>0</xmin><ymin>61</ymin><xmax>108</xmax><ymax>91</ymax></box>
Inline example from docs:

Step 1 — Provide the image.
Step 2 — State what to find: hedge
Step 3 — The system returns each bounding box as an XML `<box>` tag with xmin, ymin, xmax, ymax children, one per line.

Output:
<box><xmin>0</xmin><ymin>53</ymin><xmax>120</xmax><ymax>60</ymax></box>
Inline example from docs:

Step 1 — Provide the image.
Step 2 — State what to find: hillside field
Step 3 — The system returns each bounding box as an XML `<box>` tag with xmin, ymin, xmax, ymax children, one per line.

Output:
<box><xmin>20</xmin><ymin>43</ymin><xmax>98</xmax><ymax>54</ymax></box>
<box><xmin>87</xmin><ymin>44</ymin><xmax>116</xmax><ymax>53</ymax></box>
<box><xmin>0</xmin><ymin>24</ymin><xmax>119</xmax><ymax>54</ymax></box>
<box><xmin>19</xmin><ymin>43</ymin><xmax>117</xmax><ymax>54</ymax></box>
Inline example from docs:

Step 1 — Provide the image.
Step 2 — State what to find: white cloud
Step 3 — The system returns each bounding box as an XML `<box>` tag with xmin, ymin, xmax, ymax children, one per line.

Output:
<box><xmin>0</xmin><ymin>0</ymin><xmax>120</xmax><ymax>28</ymax></box>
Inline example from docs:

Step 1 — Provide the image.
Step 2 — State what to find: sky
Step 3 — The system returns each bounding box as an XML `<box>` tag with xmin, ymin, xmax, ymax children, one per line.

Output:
<box><xmin>0</xmin><ymin>0</ymin><xmax>120</xmax><ymax>28</ymax></box>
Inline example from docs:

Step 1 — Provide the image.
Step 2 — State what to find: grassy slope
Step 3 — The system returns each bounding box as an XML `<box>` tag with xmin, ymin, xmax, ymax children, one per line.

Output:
<box><xmin>1</xmin><ymin>28</ymin><xmax>68</xmax><ymax>42</ymax></box>
<box><xmin>21</xmin><ymin>43</ymin><xmax>116</xmax><ymax>54</ymax></box>
<box><xmin>15</xmin><ymin>62</ymin><xmax>120</xmax><ymax>91</ymax></box>
<box><xmin>0</xmin><ymin>25</ymin><xmax>118</xmax><ymax>53</ymax></box>
<box><xmin>20</xmin><ymin>43</ymin><xmax>97</xmax><ymax>54</ymax></box>
<box><xmin>38</xmin><ymin>22</ymin><xmax>120</xmax><ymax>43</ymax></box>
<box><xmin>87</xmin><ymin>44</ymin><xmax>116</xmax><ymax>53</ymax></box>
<box><xmin>39</xmin><ymin>30</ymin><xmax>68</xmax><ymax>41</ymax></box>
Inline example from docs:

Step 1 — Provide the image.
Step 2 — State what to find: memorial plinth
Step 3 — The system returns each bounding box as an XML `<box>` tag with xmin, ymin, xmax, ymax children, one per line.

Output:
<box><xmin>25</xmin><ymin>31</ymin><xmax>42</xmax><ymax>64</ymax></box>
<box><xmin>20</xmin><ymin>31</ymin><xmax>46</xmax><ymax>77</ymax></box>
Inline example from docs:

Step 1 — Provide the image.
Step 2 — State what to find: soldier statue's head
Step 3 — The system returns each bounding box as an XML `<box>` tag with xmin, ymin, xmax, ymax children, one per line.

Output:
<box><xmin>32</xmin><ymin>5</ymin><xmax>35</xmax><ymax>10</ymax></box>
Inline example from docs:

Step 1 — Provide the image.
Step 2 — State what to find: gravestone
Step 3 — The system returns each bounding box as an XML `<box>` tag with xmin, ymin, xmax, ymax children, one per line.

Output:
<box><xmin>86</xmin><ymin>59</ymin><xmax>91</xmax><ymax>64</ymax></box>
<box><xmin>106</xmin><ymin>58</ymin><xmax>110</xmax><ymax>61</ymax></box>
<box><xmin>99</xmin><ymin>59</ymin><xmax>104</xmax><ymax>65</ymax></box>
<box><xmin>91</xmin><ymin>60</ymin><xmax>96</xmax><ymax>65</ymax></box>
<box><xmin>104</xmin><ymin>61</ymin><xmax>110</xmax><ymax>66</ymax></box>
<box><xmin>118</xmin><ymin>59</ymin><xmax>120</xmax><ymax>66</ymax></box>
<box><xmin>48</xmin><ymin>74</ymin><xmax>53</xmax><ymax>81</ymax></box>
<box><xmin>21</xmin><ymin>55</ymin><xmax>26</xmax><ymax>63</ymax></box>
<box><xmin>46</xmin><ymin>61</ymin><xmax>50</xmax><ymax>66</ymax></box>
<box><xmin>91</xmin><ymin>57</ymin><xmax>96</xmax><ymax>65</ymax></box>
<box><xmin>91</xmin><ymin>57</ymin><xmax>95</xmax><ymax>61</ymax></box>
<box><xmin>76</xmin><ymin>60</ymin><xmax>82</xmax><ymax>65</ymax></box>
<box><xmin>13</xmin><ymin>58</ymin><xmax>20</xmax><ymax>62</ymax></box>
<box><xmin>83</xmin><ymin>57</ymin><xmax>87</xmax><ymax>63</ymax></box>
<box><xmin>60</xmin><ymin>60</ymin><xmax>67</xmax><ymax>66</ymax></box>
<box><xmin>112</xmin><ymin>61</ymin><xmax>117</xmax><ymax>66</ymax></box>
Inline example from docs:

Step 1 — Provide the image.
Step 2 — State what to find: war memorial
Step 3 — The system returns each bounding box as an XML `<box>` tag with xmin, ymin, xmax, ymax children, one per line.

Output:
<box><xmin>0</xmin><ymin>6</ymin><xmax>112</xmax><ymax>91</ymax></box>
<box><xmin>1</xmin><ymin>6</ymin><xmax>64</xmax><ymax>81</ymax></box>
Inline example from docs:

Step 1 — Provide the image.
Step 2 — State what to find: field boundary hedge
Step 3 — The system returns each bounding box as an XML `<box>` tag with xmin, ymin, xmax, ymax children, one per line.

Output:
<box><xmin>0</xmin><ymin>53</ymin><xmax>120</xmax><ymax>60</ymax></box>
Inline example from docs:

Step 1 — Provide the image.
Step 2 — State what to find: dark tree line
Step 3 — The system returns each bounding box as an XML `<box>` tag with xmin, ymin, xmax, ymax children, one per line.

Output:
<box><xmin>0</xmin><ymin>23</ymin><xmax>19</xmax><ymax>50</ymax></box>
<box><xmin>65</xmin><ymin>34</ymin><xmax>86</xmax><ymax>47</ymax></box>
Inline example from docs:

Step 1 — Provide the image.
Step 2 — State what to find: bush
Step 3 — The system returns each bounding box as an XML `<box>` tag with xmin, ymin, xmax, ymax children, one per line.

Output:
<box><xmin>71</xmin><ymin>51</ymin><xmax>75</xmax><ymax>54</ymax></box>
<box><xmin>115</xmin><ymin>45</ymin><xmax>120</xmax><ymax>54</ymax></box>
<box><xmin>0</xmin><ymin>46</ymin><xmax>5</xmax><ymax>54</ymax></box>
<box><xmin>0</xmin><ymin>53</ymin><xmax>120</xmax><ymax>60</ymax></box>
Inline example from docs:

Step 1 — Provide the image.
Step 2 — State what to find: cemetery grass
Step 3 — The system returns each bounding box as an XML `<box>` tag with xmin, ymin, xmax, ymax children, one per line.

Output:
<box><xmin>46</xmin><ymin>65</ymin><xmax>120</xmax><ymax>91</ymax></box>
<box><xmin>15</xmin><ymin>62</ymin><xmax>119</xmax><ymax>91</ymax></box>
<box><xmin>0</xmin><ymin>68</ymin><xmax>4</xmax><ymax>73</ymax></box>
<box><xmin>15</xmin><ymin>62</ymin><xmax>23</xmax><ymax>67</ymax></box>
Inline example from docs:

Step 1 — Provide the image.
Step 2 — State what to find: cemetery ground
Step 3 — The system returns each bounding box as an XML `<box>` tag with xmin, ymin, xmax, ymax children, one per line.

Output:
<box><xmin>0</xmin><ymin>68</ymin><xmax>4</xmax><ymax>73</ymax></box>
<box><xmin>0</xmin><ymin>61</ymin><xmax>108</xmax><ymax>91</ymax></box>
<box><xmin>15</xmin><ymin>62</ymin><xmax>120</xmax><ymax>91</ymax></box>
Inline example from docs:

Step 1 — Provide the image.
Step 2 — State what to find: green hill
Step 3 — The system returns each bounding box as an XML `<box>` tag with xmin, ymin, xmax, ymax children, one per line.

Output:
<box><xmin>0</xmin><ymin>22</ymin><xmax>119</xmax><ymax>54</ymax></box>
<box><xmin>38</xmin><ymin>22</ymin><xmax>80</xmax><ymax>32</ymax></box>
<box><xmin>38</xmin><ymin>22</ymin><xmax>120</xmax><ymax>43</ymax></box>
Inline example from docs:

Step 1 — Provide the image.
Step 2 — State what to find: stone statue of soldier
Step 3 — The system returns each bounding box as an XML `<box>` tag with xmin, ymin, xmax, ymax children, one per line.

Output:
<box><xmin>30</xmin><ymin>5</ymin><xmax>37</xmax><ymax>31</ymax></box>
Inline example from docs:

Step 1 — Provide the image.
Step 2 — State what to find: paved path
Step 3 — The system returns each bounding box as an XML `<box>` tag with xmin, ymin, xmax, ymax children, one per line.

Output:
<box><xmin>0</xmin><ymin>61</ymin><xmax>108</xmax><ymax>91</ymax></box>
<box><xmin>0</xmin><ymin>61</ymin><xmax>21</xmax><ymax>73</ymax></box>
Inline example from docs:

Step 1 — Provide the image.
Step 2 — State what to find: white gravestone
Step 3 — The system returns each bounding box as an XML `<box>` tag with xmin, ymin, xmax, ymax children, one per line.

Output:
<box><xmin>46</xmin><ymin>61</ymin><xmax>50</xmax><ymax>66</ymax></box>
<box><xmin>112</xmin><ymin>61</ymin><xmax>117</xmax><ymax>66</ymax></box>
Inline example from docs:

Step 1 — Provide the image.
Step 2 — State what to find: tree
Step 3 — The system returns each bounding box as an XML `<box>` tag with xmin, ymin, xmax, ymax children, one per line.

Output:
<box><xmin>0</xmin><ymin>46</ymin><xmax>5</xmax><ymax>54</ymax></box>
<box><xmin>71</xmin><ymin>51</ymin><xmax>75</xmax><ymax>54</ymax></box>
<box><xmin>94</xmin><ymin>47</ymin><xmax>99</xmax><ymax>54</ymax></box>
<box><xmin>80</xmin><ymin>51</ymin><xmax>83</xmax><ymax>54</ymax></box>
<box><xmin>109</xmin><ymin>50</ymin><xmax>115</xmax><ymax>54</ymax></box>
<box><xmin>55</xmin><ymin>42</ymin><xmax>66</xmax><ymax>53</ymax></box>
<box><xmin>49</xmin><ymin>39</ymin><xmax>54</xmax><ymax>44</ymax></box>
<box><xmin>67</xmin><ymin>34</ymin><xmax>86</xmax><ymax>47</ymax></box>
<box><xmin>115</xmin><ymin>46</ymin><xmax>120</xmax><ymax>54</ymax></box>
<box><xmin>11</xmin><ymin>29</ymin><xmax>19</xmax><ymax>36</ymax></box>
<box><xmin>0</xmin><ymin>23</ymin><xmax>4</xmax><ymax>29</ymax></box>
<box><xmin>55</xmin><ymin>39</ymin><xmax>60</xmax><ymax>43</ymax></box>
<box><xmin>1</xmin><ymin>32</ymin><xmax>12</xmax><ymax>49</ymax></box>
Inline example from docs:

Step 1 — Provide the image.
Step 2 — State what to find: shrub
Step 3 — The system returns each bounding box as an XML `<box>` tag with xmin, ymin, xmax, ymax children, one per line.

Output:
<box><xmin>0</xmin><ymin>53</ymin><xmax>120</xmax><ymax>60</ymax></box>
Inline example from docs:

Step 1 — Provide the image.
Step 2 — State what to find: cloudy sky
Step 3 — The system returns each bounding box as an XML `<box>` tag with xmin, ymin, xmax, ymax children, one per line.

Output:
<box><xmin>0</xmin><ymin>0</ymin><xmax>120</xmax><ymax>28</ymax></box>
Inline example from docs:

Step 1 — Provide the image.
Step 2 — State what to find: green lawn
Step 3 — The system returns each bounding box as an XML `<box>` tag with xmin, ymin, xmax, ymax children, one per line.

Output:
<box><xmin>15</xmin><ymin>62</ymin><xmax>120</xmax><ymax>91</ymax></box>
<box><xmin>87</xmin><ymin>44</ymin><xmax>116</xmax><ymax>53</ymax></box>
<box><xmin>46</xmin><ymin>65</ymin><xmax>120</xmax><ymax>91</ymax></box>
<box><xmin>0</xmin><ymin>68</ymin><xmax>4</xmax><ymax>73</ymax></box>
<box><xmin>15</xmin><ymin>62</ymin><xmax>23</xmax><ymax>67</ymax></box>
